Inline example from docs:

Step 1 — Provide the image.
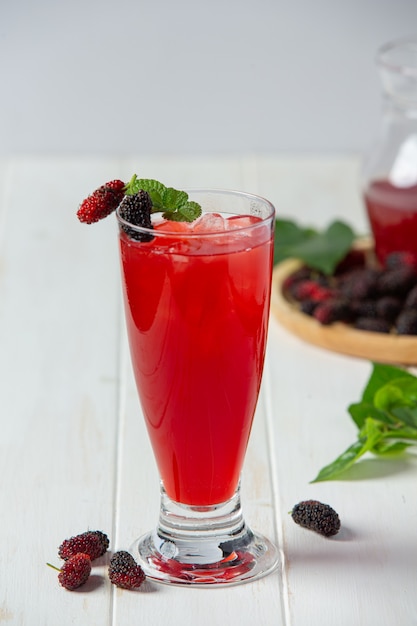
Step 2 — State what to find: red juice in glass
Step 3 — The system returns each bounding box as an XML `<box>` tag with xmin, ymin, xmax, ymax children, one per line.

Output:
<box><xmin>364</xmin><ymin>179</ymin><xmax>417</xmax><ymax>264</ymax></box>
<box><xmin>119</xmin><ymin>211</ymin><xmax>273</xmax><ymax>506</ymax></box>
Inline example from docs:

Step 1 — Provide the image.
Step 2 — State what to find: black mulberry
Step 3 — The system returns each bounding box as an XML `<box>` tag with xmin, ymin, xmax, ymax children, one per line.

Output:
<box><xmin>340</xmin><ymin>268</ymin><xmax>380</xmax><ymax>299</ymax></box>
<box><xmin>354</xmin><ymin>317</ymin><xmax>392</xmax><ymax>333</ymax></box>
<box><xmin>396</xmin><ymin>310</ymin><xmax>417</xmax><ymax>335</ymax></box>
<box><xmin>118</xmin><ymin>190</ymin><xmax>154</xmax><ymax>242</ymax></box>
<box><xmin>377</xmin><ymin>267</ymin><xmax>417</xmax><ymax>297</ymax></box>
<box><xmin>291</xmin><ymin>500</ymin><xmax>340</xmax><ymax>537</ymax></box>
<box><xmin>300</xmin><ymin>299</ymin><xmax>317</xmax><ymax>316</ymax></box>
<box><xmin>350</xmin><ymin>299</ymin><xmax>378</xmax><ymax>319</ymax></box>
<box><xmin>108</xmin><ymin>551</ymin><xmax>146</xmax><ymax>589</ymax></box>
<box><xmin>313</xmin><ymin>299</ymin><xmax>351</xmax><ymax>325</ymax></box>
<box><xmin>384</xmin><ymin>251</ymin><xmax>417</xmax><ymax>271</ymax></box>
<box><xmin>375</xmin><ymin>296</ymin><xmax>403</xmax><ymax>323</ymax></box>
<box><xmin>405</xmin><ymin>285</ymin><xmax>417</xmax><ymax>309</ymax></box>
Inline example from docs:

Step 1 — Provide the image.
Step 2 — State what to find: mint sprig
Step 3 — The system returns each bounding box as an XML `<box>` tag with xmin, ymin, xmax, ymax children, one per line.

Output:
<box><xmin>274</xmin><ymin>218</ymin><xmax>355</xmax><ymax>275</ymax></box>
<box><xmin>124</xmin><ymin>175</ymin><xmax>202</xmax><ymax>223</ymax></box>
<box><xmin>311</xmin><ymin>363</ymin><xmax>417</xmax><ymax>482</ymax></box>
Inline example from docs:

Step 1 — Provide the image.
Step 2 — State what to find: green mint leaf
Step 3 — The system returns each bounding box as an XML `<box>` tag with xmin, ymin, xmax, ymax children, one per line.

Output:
<box><xmin>289</xmin><ymin>221</ymin><xmax>355</xmax><ymax>274</ymax></box>
<box><xmin>348</xmin><ymin>401</ymin><xmax>389</xmax><ymax>429</ymax></box>
<box><xmin>274</xmin><ymin>218</ymin><xmax>355</xmax><ymax>274</ymax></box>
<box><xmin>163</xmin><ymin>187</ymin><xmax>189</xmax><ymax>211</ymax></box>
<box><xmin>311</xmin><ymin>433</ymin><xmax>380</xmax><ymax>482</ymax></box>
<box><xmin>149</xmin><ymin>191</ymin><xmax>165</xmax><ymax>210</ymax></box>
<box><xmin>123</xmin><ymin>175</ymin><xmax>201</xmax><ymax>222</ymax></box>
<box><xmin>163</xmin><ymin>201</ymin><xmax>202</xmax><ymax>222</ymax></box>
<box><xmin>311</xmin><ymin>439</ymin><xmax>367</xmax><ymax>482</ymax></box>
<box><xmin>372</xmin><ymin>440</ymin><xmax>411</xmax><ymax>455</ymax></box>
<box><xmin>360</xmin><ymin>363</ymin><xmax>415</xmax><ymax>404</ymax></box>
<box><xmin>179</xmin><ymin>202</ymin><xmax>202</xmax><ymax>222</ymax></box>
<box><xmin>391</xmin><ymin>406</ymin><xmax>417</xmax><ymax>429</ymax></box>
<box><xmin>359</xmin><ymin>415</ymin><xmax>386</xmax><ymax>440</ymax></box>
<box><xmin>384</xmin><ymin>425</ymin><xmax>417</xmax><ymax>441</ymax></box>
<box><xmin>123</xmin><ymin>173</ymin><xmax>139</xmax><ymax>194</ymax></box>
<box><xmin>274</xmin><ymin>219</ymin><xmax>317</xmax><ymax>266</ymax></box>
<box><xmin>312</xmin><ymin>417</ymin><xmax>385</xmax><ymax>482</ymax></box>
<box><xmin>125</xmin><ymin>176</ymin><xmax>166</xmax><ymax>198</ymax></box>
<box><xmin>374</xmin><ymin>378</ymin><xmax>417</xmax><ymax>416</ymax></box>
<box><xmin>313</xmin><ymin>363</ymin><xmax>417</xmax><ymax>482</ymax></box>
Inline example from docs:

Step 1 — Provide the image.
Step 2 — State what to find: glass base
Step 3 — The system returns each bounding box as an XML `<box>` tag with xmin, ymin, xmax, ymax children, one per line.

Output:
<box><xmin>130</xmin><ymin>487</ymin><xmax>279</xmax><ymax>587</ymax></box>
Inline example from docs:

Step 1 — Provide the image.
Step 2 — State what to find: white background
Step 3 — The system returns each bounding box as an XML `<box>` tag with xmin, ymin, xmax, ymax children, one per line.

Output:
<box><xmin>1</xmin><ymin>0</ymin><xmax>417</xmax><ymax>156</ymax></box>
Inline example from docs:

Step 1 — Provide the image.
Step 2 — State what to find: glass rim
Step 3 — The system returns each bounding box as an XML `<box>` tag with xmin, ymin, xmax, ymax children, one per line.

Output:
<box><xmin>377</xmin><ymin>37</ymin><xmax>417</xmax><ymax>77</ymax></box>
<box><xmin>115</xmin><ymin>187</ymin><xmax>275</xmax><ymax>238</ymax></box>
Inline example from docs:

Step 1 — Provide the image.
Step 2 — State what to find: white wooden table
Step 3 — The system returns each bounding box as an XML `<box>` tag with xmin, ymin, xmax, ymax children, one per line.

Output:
<box><xmin>1</xmin><ymin>155</ymin><xmax>416</xmax><ymax>625</ymax></box>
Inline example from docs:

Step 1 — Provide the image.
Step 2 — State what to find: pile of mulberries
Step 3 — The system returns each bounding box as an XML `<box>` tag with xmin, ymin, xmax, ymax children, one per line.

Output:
<box><xmin>283</xmin><ymin>250</ymin><xmax>417</xmax><ymax>335</ymax></box>
<box><xmin>49</xmin><ymin>529</ymin><xmax>145</xmax><ymax>591</ymax></box>
<box><xmin>48</xmin><ymin>530</ymin><xmax>109</xmax><ymax>590</ymax></box>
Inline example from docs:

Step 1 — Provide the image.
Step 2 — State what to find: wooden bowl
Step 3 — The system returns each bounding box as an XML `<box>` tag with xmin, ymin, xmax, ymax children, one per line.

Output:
<box><xmin>271</xmin><ymin>253</ymin><xmax>417</xmax><ymax>365</ymax></box>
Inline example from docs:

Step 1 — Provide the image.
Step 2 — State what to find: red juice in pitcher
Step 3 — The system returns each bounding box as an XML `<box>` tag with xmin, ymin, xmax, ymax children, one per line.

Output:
<box><xmin>119</xmin><ymin>214</ymin><xmax>273</xmax><ymax>506</ymax></box>
<box><xmin>364</xmin><ymin>179</ymin><xmax>417</xmax><ymax>264</ymax></box>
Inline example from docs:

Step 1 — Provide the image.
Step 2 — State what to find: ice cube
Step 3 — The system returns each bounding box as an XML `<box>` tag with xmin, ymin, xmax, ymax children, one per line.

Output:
<box><xmin>192</xmin><ymin>213</ymin><xmax>227</xmax><ymax>233</ymax></box>
<box><xmin>154</xmin><ymin>220</ymin><xmax>193</xmax><ymax>233</ymax></box>
<box><xmin>225</xmin><ymin>215</ymin><xmax>260</xmax><ymax>230</ymax></box>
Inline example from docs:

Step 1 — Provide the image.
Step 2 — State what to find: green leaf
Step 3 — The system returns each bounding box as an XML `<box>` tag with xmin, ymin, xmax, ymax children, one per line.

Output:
<box><xmin>360</xmin><ymin>363</ymin><xmax>415</xmax><ymax>404</ymax></box>
<box><xmin>289</xmin><ymin>221</ymin><xmax>355</xmax><ymax>274</ymax></box>
<box><xmin>125</xmin><ymin>176</ymin><xmax>166</xmax><ymax>198</ymax></box>
<box><xmin>178</xmin><ymin>202</ymin><xmax>202</xmax><ymax>222</ymax></box>
<box><xmin>372</xmin><ymin>440</ymin><xmax>412</xmax><ymax>455</ymax></box>
<box><xmin>348</xmin><ymin>401</ymin><xmax>388</xmax><ymax>429</ymax></box>
<box><xmin>358</xmin><ymin>416</ymin><xmax>385</xmax><ymax>441</ymax></box>
<box><xmin>383</xmin><ymin>426</ymin><xmax>417</xmax><ymax>440</ymax></box>
<box><xmin>149</xmin><ymin>190</ymin><xmax>165</xmax><ymax>210</ymax></box>
<box><xmin>311</xmin><ymin>429</ymin><xmax>382</xmax><ymax>482</ymax></box>
<box><xmin>123</xmin><ymin>175</ymin><xmax>202</xmax><ymax>222</ymax></box>
<box><xmin>163</xmin><ymin>187</ymin><xmax>188</xmax><ymax>211</ymax></box>
<box><xmin>374</xmin><ymin>378</ymin><xmax>417</xmax><ymax>410</ymax></box>
<box><xmin>186</xmin><ymin>201</ymin><xmax>202</xmax><ymax>219</ymax></box>
<box><xmin>312</xmin><ymin>363</ymin><xmax>417</xmax><ymax>482</ymax></box>
<box><xmin>391</xmin><ymin>407</ymin><xmax>417</xmax><ymax>429</ymax></box>
<box><xmin>274</xmin><ymin>219</ymin><xmax>317</xmax><ymax>265</ymax></box>
<box><xmin>273</xmin><ymin>218</ymin><xmax>355</xmax><ymax>275</ymax></box>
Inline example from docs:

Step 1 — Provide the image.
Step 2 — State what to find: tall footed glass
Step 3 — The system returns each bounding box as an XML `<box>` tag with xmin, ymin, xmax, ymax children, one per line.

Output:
<box><xmin>117</xmin><ymin>189</ymin><xmax>278</xmax><ymax>586</ymax></box>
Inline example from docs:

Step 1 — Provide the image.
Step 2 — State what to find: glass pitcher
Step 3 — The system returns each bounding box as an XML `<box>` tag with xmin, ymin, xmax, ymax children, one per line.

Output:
<box><xmin>362</xmin><ymin>38</ymin><xmax>417</xmax><ymax>264</ymax></box>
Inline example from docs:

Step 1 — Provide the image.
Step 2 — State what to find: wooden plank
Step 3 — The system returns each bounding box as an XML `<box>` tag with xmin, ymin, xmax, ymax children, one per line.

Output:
<box><xmin>0</xmin><ymin>157</ymin><xmax>124</xmax><ymax>626</ymax></box>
